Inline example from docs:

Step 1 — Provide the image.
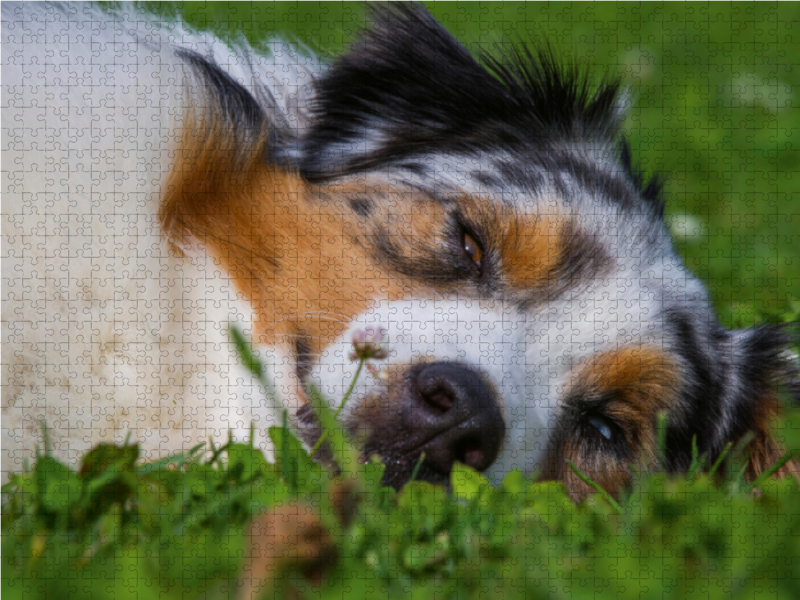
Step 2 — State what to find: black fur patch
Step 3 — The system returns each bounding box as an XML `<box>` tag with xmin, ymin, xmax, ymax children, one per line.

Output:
<box><xmin>299</xmin><ymin>4</ymin><xmax>642</xmax><ymax>195</ymax></box>
<box><xmin>728</xmin><ymin>324</ymin><xmax>800</xmax><ymax>436</ymax></box>
<box><xmin>663</xmin><ymin>309</ymin><xmax>728</xmax><ymax>470</ymax></box>
<box><xmin>295</xmin><ymin>335</ymin><xmax>314</xmax><ymax>382</ymax></box>
<box><xmin>471</xmin><ymin>170</ymin><xmax>501</xmax><ymax>188</ymax></box>
<box><xmin>619</xmin><ymin>139</ymin><xmax>665</xmax><ymax>217</ymax></box>
<box><xmin>556</xmin><ymin>220</ymin><xmax>614</xmax><ymax>287</ymax></box>
<box><xmin>493</xmin><ymin>162</ymin><xmax>545</xmax><ymax>195</ymax></box>
<box><xmin>177</xmin><ymin>48</ymin><xmax>263</xmax><ymax>132</ymax></box>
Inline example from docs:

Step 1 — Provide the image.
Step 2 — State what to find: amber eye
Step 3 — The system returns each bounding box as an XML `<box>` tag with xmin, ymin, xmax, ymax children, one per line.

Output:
<box><xmin>463</xmin><ymin>232</ymin><xmax>483</xmax><ymax>267</ymax></box>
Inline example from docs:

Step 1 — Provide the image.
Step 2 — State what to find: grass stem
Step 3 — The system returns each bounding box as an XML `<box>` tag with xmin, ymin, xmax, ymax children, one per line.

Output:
<box><xmin>566</xmin><ymin>460</ymin><xmax>622</xmax><ymax>513</ymax></box>
<box><xmin>310</xmin><ymin>358</ymin><xmax>365</xmax><ymax>459</ymax></box>
<box><xmin>745</xmin><ymin>451</ymin><xmax>796</xmax><ymax>493</ymax></box>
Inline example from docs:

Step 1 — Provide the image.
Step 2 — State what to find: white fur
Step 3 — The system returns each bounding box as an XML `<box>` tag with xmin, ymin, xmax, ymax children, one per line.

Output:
<box><xmin>1</xmin><ymin>3</ymin><xmax>316</xmax><ymax>477</ymax></box>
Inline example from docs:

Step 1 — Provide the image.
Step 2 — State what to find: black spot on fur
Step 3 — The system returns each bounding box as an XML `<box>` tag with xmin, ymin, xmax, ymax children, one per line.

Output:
<box><xmin>556</xmin><ymin>220</ymin><xmax>613</xmax><ymax>287</ymax></box>
<box><xmin>348</xmin><ymin>197</ymin><xmax>373</xmax><ymax>217</ymax></box>
<box><xmin>663</xmin><ymin>309</ymin><xmax>727</xmax><ymax>470</ymax></box>
<box><xmin>619</xmin><ymin>138</ymin><xmax>665</xmax><ymax>217</ymax></box>
<box><xmin>494</xmin><ymin>162</ymin><xmax>544</xmax><ymax>194</ymax></box>
<box><xmin>471</xmin><ymin>170</ymin><xmax>501</xmax><ymax>188</ymax></box>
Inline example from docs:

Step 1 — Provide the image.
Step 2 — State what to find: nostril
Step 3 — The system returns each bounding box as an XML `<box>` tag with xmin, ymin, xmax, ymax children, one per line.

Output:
<box><xmin>415</xmin><ymin>363</ymin><xmax>475</xmax><ymax>416</ymax></box>
<box><xmin>455</xmin><ymin>436</ymin><xmax>486</xmax><ymax>470</ymax></box>
<box><xmin>423</xmin><ymin>385</ymin><xmax>455</xmax><ymax>414</ymax></box>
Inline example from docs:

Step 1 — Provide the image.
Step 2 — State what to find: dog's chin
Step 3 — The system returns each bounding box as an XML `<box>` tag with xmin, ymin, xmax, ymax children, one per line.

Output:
<box><xmin>292</xmin><ymin>403</ymin><xmax>452</xmax><ymax>490</ymax></box>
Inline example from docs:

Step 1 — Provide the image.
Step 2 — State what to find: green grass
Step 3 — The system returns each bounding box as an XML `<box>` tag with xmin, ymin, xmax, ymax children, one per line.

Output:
<box><xmin>5</xmin><ymin>3</ymin><xmax>800</xmax><ymax>599</ymax></box>
<box><xmin>5</xmin><ymin>389</ymin><xmax>800</xmax><ymax>599</ymax></box>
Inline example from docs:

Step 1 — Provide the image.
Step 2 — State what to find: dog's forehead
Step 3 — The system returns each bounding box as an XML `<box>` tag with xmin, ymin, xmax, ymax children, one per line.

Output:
<box><xmin>379</xmin><ymin>143</ymin><xmax>645</xmax><ymax>212</ymax></box>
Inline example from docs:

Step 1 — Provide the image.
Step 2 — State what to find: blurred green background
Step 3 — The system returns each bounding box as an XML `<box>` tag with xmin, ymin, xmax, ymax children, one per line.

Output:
<box><xmin>151</xmin><ymin>2</ymin><xmax>800</xmax><ymax>328</ymax></box>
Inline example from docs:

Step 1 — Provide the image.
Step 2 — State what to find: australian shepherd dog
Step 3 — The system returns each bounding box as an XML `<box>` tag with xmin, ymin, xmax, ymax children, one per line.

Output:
<box><xmin>3</xmin><ymin>2</ymin><xmax>798</xmax><ymax>498</ymax></box>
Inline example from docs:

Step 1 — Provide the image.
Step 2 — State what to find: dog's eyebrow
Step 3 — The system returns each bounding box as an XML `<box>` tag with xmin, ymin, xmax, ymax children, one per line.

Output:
<box><xmin>570</xmin><ymin>346</ymin><xmax>679</xmax><ymax>414</ymax></box>
<box><xmin>507</xmin><ymin>216</ymin><xmax>613</xmax><ymax>304</ymax></box>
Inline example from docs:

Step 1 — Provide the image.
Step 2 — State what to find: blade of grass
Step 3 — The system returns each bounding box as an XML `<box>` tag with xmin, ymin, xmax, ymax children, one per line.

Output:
<box><xmin>656</xmin><ymin>411</ymin><xmax>668</xmax><ymax>468</ymax></box>
<box><xmin>686</xmin><ymin>435</ymin><xmax>707</xmax><ymax>482</ymax></box>
<box><xmin>566</xmin><ymin>460</ymin><xmax>621</xmax><ymax>513</ymax></box>
<box><xmin>230</xmin><ymin>324</ymin><xmax>280</xmax><ymax>413</ymax></box>
<box><xmin>281</xmin><ymin>409</ymin><xmax>296</xmax><ymax>493</ymax></box>
<box><xmin>745</xmin><ymin>451</ymin><xmax>797</xmax><ymax>492</ymax></box>
<box><xmin>726</xmin><ymin>432</ymin><xmax>754</xmax><ymax>492</ymax></box>
<box><xmin>306</xmin><ymin>384</ymin><xmax>361</xmax><ymax>474</ymax></box>
<box><xmin>138</xmin><ymin>442</ymin><xmax>206</xmax><ymax>474</ymax></box>
<box><xmin>309</xmin><ymin>357</ymin><xmax>365</xmax><ymax>459</ymax></box>
<box><xmin>709</xmin><ymin>442</ymin><xmax>733</xmax><ymax>477</ymax></box>
<box><xmin>39</xmin><ymin>421</ymin><xmax>51</xmax><ymax>457</ymax></box>
<box><xmin>410</xmin><ymin>452</ymin><xmax>426</xmax><ymax>482</ymax></box>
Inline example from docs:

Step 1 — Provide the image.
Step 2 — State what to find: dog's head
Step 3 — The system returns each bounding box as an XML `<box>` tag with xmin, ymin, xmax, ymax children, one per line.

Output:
<box><xmin>164</xmin><ymin>4</ymin><xmax>799</xmax><ymax>498</ymax></box>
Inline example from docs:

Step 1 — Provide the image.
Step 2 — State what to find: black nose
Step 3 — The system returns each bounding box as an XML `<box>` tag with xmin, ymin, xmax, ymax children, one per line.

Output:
<box><xmin>405</xmin><ymin>362</ymin><xmax>505</xmax><ymax>473</ymax></box>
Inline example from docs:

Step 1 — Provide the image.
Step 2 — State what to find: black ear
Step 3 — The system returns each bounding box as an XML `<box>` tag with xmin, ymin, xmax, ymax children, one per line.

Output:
<box><xmin>299</xmin><ymin>3</ymin><xmax>502</xmax><ymax>181</ymax></box>
<box><xmin>299</xmin><ymin>4</ymin><xmax>637</xmax><ymax>196</ymax></box>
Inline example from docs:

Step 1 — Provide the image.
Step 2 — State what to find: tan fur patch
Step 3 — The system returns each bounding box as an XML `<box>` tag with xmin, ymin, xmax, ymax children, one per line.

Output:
<box><xmin>239</xmin><ymin>502</ymin><xmax>336</xmax><ymax>599</ymax></box>
<box><xmin>160</xmin><ymin>120</ymin><xmax>411</xmax><ymax>400</ymax></box>
<box><xmin>501</xmin><ymin>212</ymin><xmax>564</xmax><ymax>289</ymax></box>
<box><xmin>581</xmin><ymin>347</ymin><xmax>679</xmax><ymax>413</ymax></box>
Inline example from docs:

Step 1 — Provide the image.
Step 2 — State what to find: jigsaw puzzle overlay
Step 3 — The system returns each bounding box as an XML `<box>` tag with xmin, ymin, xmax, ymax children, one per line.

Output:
<box><xmin>5</xmin><ymin>0</ymin><xmax>799</xmax><ymax>478</ymax></box>
<box><xmin>3</xmin><ymin>3</ymin><xmax>800</xmax><ymax>597</ymax></box>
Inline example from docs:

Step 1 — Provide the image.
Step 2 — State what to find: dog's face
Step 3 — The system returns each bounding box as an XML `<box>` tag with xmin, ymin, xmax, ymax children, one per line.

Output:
<box><xmin>164</xmin><ymin>5</ymin><xmax>797</xmax><ymax>498</ymax></box>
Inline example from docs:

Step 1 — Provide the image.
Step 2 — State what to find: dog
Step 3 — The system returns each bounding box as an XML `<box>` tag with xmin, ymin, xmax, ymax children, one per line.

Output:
<box><xmin>3</xmin><ymin>2</ymin><xmax>798</xmax><ymax>498</ymax></box>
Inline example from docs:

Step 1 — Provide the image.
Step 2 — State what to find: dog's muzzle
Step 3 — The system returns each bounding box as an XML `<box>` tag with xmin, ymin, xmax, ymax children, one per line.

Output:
<box><xmin>296</xmin><ymin>361</ymin><xmax>506</xmax><ymax>489</ymax></box>
<box><xmin>365</xmin><ymin>361</ymin><xmax>505</xmax><ymax>489</ymax></box>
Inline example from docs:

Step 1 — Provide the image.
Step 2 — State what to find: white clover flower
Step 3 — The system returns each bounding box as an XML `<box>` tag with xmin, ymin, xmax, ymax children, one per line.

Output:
<box><xmin>349</xmin><ymin>326</ymin><xmax>389</xmax><ymax>362</ymax></box>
